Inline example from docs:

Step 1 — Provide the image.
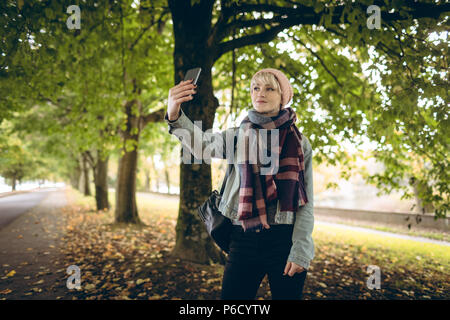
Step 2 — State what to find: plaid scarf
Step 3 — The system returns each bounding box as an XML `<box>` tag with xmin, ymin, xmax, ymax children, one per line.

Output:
<box><xmin>237</xmin><ymin>107</ymin><xmax>308</xmax><ymax>232</ymax></box>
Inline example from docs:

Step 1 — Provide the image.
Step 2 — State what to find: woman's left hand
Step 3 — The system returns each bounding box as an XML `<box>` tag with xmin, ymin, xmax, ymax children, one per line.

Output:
<box><xmin>283</xmin><ymin>261</ymin><xmax>305</xmax><ymax>277</ymax></box>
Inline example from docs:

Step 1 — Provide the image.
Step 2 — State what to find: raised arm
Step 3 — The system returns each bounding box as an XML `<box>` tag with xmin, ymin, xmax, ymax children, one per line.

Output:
<box><xmin>165</xmin><ymin>80</ymin><xmax>237</xmax><ymax>162</ymax></box>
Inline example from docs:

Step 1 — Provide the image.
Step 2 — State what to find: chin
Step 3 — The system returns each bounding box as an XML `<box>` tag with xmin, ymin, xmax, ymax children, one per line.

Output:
<box><xmin>255</xmin><ymin>108</ymin><xmax>277</xmax><ymax>116</ymax></box>
<box><xmin>254</xmin><ymin>106</ymin><xmax>271</xmax><ymax>113</ymax></box>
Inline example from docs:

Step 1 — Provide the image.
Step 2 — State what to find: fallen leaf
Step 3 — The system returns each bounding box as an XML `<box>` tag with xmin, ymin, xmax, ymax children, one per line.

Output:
<box><xmin>84</xmin><ymin>284</ymin><xmax>95</xmax><ymax>291</ymax></box>
<box><xmin>6</xmin><ymin>270</ymin><xmax>16</xmax><ymax>277</ymax></box>
<box><xmin>0</xmin><ymin>289</ymin><xmax>12</xmax><ymax>295</ymax></box>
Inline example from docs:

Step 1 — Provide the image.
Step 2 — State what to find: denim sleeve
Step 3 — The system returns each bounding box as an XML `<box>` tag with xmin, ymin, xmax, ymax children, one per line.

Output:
<box><xmin>287</xmin><ymin>136</ymin><xmax>315</xmax><ymax>270</ymax></box>
<box><xmin>164</xmin><ymin>108</ymin><xmax>237</xmax><ymax>161</ymax></box>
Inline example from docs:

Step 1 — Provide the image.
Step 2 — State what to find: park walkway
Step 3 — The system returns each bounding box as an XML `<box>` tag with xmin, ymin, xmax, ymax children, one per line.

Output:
<box><xmin>0</xmin><ymin>188</ymin><xmax>70</xmax><ymax>299</ymax></box>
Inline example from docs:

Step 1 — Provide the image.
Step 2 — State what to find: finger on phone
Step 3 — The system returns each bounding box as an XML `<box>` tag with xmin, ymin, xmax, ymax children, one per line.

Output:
<box><xmin>179</xmin><ymin>81</ymin><xmax>192</xmax><ymax>89</ymax></box>
<box><xmin>181</xmin><ymin>95</ymin><xmax>193</xmax><ymax>103</ymax></box>
<box><xmin>173</xmin><ymin>89</ymin><xmax>194</xmax><ymax>101</ymax></box>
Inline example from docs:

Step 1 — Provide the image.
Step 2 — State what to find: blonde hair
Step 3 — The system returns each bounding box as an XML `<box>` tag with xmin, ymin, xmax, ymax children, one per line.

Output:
<box><xmin>250</xmin><ymin>72</ymin><xmax>282</xmax><ymax>95</ymax></box>
<box><xmin>250</xmin><ymin>71</ymin><xmax>283</xmax><ymax>109</ymax></box>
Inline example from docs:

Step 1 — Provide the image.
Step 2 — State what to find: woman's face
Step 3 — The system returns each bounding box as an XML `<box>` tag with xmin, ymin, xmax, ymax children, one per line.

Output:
<box><xmin>251</xmin><ymin>81</ymin><xmax>282</xmax><ymax>117</ymax></box>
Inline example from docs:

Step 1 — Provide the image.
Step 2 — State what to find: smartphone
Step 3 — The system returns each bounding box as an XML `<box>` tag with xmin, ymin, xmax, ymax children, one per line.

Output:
<box><xmin>183</xmin><ymin>67</ymin><xmax>201</xmax><ymax>85</ymax></box>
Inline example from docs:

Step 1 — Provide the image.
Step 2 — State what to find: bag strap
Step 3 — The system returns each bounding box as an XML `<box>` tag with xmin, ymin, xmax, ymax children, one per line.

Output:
<box><xmin>219</xmin><ymin>163</ymin><xmax>233</xmax><ymax>196</ymax></box>
<box><xmin>219</xmin><ymin>132</ymin><xmax>237</xmax><ymax>196</ymax></box>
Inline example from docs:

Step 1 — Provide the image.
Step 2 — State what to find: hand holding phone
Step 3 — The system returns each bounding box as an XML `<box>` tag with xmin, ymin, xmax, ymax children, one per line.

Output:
<box><xmin>167</xmin><ymin>68</ymin><xmax>201</xmax><ymax>121</ymax></box>
<box><xmin>183</xmin><ymin>67</ymin><xmax>201</xmax><ymax>85</ymax></box>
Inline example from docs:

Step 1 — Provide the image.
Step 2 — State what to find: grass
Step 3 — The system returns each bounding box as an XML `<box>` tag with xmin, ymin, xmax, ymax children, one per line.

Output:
<box><xmin>313</xmin><ymin>224</ymin><xmax>449</xmax><ymax>273</ymax></box>
<box><xmin>318</xmin><ymin>218</ymin><xmax>450</xmax><ymax>242</ymax></box>
<box><xmin>109</xmin><ymin>190</ymin><xmax>179</xmax><ymax>222</ymax></box>
<box><xmin>69</xmin><ymin>189</ymin><xmax>179</xmax><ymax>223</ymax></box>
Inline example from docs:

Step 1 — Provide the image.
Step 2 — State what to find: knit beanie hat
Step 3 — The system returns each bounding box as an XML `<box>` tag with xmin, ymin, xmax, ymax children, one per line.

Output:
<box><xmin>252</xmin><ymin>68</ymin><xmax>293</xmax><ymax>107</ymax></box>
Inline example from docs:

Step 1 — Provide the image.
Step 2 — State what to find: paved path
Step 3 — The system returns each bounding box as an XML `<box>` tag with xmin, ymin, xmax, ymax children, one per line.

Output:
<box><xmin>0</xmin><ymin>188</ymin><xmax>71</xmax><ymax>299</ymax></box>
<box><xmin>0</xmin><ymin>189</ymin><xmax>54</xmax><ymax>229</ymax></box>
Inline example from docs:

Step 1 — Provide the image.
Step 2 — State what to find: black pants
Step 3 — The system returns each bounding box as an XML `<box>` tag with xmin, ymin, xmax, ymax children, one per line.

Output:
<box><xmin>221</xmin><ymin>224</ymin><xmax>308</xmax><ymax>300</ymax></box>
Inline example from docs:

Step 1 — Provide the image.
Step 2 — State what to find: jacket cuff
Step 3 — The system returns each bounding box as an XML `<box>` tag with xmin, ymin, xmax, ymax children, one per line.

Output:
<box><xmin>164</xmin><ymin>109</ymin><xmax>190</xmax><ymax>134</ymax></box>
<box><xmin>287</xmin><ymin>253</ymin><xmax>311</xmax><ymax>270</ymax></box>
<box><xmin>164</xmin><ymin>109</ymin><xmax>182</xmax><ymax>123</ymax></box>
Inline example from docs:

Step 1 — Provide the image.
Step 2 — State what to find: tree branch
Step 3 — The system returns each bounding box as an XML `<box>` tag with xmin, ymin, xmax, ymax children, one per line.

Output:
<box><xmin>129</xmin><ymin>7</ymin><xmax>170</xmax><ymax>52</ymax></box>
<box><xmin>84</xmin><ymin>150</ymin><xmax>96</xmax><ymax>170</ymax></box>
<box><xmin>216</xmin><ymin>15</ymin><xmax>296</xmax><ymax>43</ymax></box>
<box><xmin>228</xmin><ymin>1</ymin><xmax>449</xmax><ymax>23</ymax></box>
<box><xmin>142</xmin><ymin>108</ymin><xmax>166</xmax><ymax>127</ymax></box>
<box><xmin>212</xmin><ymin>0</ymin><xmax>449</xmax><ymax>60</ymax></box>
<box><xmin>296</xmin><ymin>36</ymin><xmax>340</xmax><ymax>83</ymax></box>
<box><xmin>214</xmin><ymin>20</ymin><xmax>291</xmax><ymax>61</ymax></box>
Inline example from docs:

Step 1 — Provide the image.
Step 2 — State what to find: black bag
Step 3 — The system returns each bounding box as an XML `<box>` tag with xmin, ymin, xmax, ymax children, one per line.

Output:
<box><xmin>197</xmin><ymin>163</ymin><xmax>233</xmax><ymax>253</ymax></box>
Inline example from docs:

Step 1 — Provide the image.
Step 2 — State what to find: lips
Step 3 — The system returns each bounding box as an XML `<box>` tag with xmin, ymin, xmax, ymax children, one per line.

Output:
<box><xmin>256</xmin><ymin>100</ymin><xmax>266</xmax><ymax>103</ymax></box>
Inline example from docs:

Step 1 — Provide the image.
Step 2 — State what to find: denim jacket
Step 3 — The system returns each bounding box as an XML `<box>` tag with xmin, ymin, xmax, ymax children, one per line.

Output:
<box><xmin>164</xmin><ymin>108</ymin><xmax>314</xmax><ymax>269</ymax></box>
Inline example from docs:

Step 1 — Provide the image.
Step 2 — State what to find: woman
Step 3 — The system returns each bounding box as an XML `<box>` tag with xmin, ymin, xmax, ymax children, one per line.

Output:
<box><xmin>165</xmin><ymin>68</ymin><xmax>314</xmax><ymax>300</ymax></box>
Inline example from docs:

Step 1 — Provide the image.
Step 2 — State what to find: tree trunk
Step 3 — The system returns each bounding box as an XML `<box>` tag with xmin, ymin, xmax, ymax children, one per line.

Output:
<box><xmin>81</xmin><ymin>153</ymin><xmax>91</xmax><ymax>196</ymax></box>
<box><xmin>77</xmin><ymin>155</ymin><xmax>84</xmax><ymax>191</ymax></box>
<box><xmin>165</xmin><ymin>167</ymin><xmax>171</xmax><ymax>194</ymax></box>
<box><xmin>70</xmin><ymin>157</ymin><xmax>82</xmax><ymax>190</ymax></box>
<box><xmin>144</xmin><ymin>167</ymin><xmax>151</xmax><ymax>192</ymax></box>
<box><xmin>94</xmin><ymin>151</ymin><xmax>110</xmax><ymax>211</ymax></box>
<box><xmin>11</xmin><ymin>177</ymin><xmax>16</xmax><ymax>191</ymax></box>
<box><xmin>151</xmin><ymin>155</ymin><xmax>160</xmax><ymax>192</ymax></box>
<box><xmin>168</xmin><ymin>0</ymin><xmax>225</xmax><ymax>264</ymax></box>
<box><xmin>115</xmin><ymin>99</ymin><xmax>143</xmax><ymax>225</ymax></box>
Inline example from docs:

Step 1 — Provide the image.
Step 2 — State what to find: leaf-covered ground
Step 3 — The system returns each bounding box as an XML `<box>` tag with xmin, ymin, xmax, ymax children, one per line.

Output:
<box><xmin>60</xmin><ymin>188</ymin><xmax>449</xmax><ymax>300</ymax></box>
<box><xmin>2</xmin><ymin>188</ymin><xmax>449</xmax><ymax>300</ymax></box>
